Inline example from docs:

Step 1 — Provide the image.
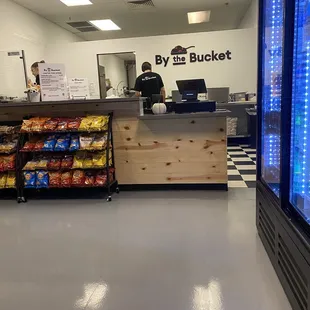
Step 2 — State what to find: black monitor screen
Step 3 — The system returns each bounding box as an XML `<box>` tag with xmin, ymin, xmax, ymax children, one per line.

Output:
<box><xmin>176</xmin><ymin>79</ymin><xmax>207</xmax><ymax>95</ymax></box>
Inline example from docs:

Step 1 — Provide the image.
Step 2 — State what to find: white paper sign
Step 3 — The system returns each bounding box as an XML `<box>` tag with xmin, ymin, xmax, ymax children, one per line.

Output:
<box><xmin>39</xmin><ymin>63</ymin><xmax>68</xmax><ymax>101</ymax></box>
<box><xmin>68</xmin><ymin>78</ymin><xmax>90</xmax><ymax>99</ymax></box>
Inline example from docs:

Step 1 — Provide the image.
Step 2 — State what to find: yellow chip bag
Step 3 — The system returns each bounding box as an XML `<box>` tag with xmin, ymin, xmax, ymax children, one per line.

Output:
<box><xmin>0</xmin><ymin>173</ymin><xmax>7</xmax><ymax>188</ymax></box>
<box><xmin>83</xmin><ymin>155</ymin><xmax>94</xmax><ymax>168</ymax></box>
<box><xmin>79</xmin><ymin>117</ymin><xmax>93</xmax><ymax>131</ymax></box>
<box><xmin>72</xmin><ymin>154</ymin><xmax>85</xmax><ymax>169</ymax></box>
<box><xmin>6</xmin><ymin>172</ymin><xmax>16</xmax><ymax>188</ymax></box>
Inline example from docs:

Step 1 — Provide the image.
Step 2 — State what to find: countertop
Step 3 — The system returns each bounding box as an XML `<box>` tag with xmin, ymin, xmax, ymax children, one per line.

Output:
<box><xmin>0</xmin><ymin>97</ymin><xmax>139</xmax><ymax>108</ymax></box>
<box><xmin>139</xmin><ymin>109</ymin><xmax>230</xmax><ymax>120</ymax></box>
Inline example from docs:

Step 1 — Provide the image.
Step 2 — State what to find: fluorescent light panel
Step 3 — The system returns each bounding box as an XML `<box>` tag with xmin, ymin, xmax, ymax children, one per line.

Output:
<box><xmin>188</xmin><ymin>11</ymin><xmax>211</xmax><ymax>24</ymax></box>
<box><xmin>90</xmin><ymin>19</ymin><xmax>121</xmax><ymax>31</ymax></box>
<box><xmin>60</xmin><ymin>0</ymin><xmax>92</xmax><ymax>6</ymax></box>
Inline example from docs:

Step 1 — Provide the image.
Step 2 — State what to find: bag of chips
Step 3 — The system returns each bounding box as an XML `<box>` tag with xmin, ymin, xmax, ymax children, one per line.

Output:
<box><xmin>61</xmin><ymin>155</ymin><xmax>73</xmax><ymax>169</ymax></box>
<box><xmin>36</xmin><ymin>170</ymin><xmax>49</xmax><ymax>188</ymax></box>
<box><xmin>21</xmin><ymin>120</ymin><xmax>33</xmax><ymax>132</ymax></box>
<box><xmin>69</xmin><ymin>135</ymin><xmax>80</xmax><ymax>151</ymax></box>
<box><xmin>95</xmin><ymin>171</ymin><xmax>107</xmax><ymax>186</ymax></box>
<box><xmin>67</xmin><ymin>118</ymin><xmax>81</xmax><ymax>131</ymax></box>
<box><xmin>54</xmin><ymin>135</ymin><xmax>70</xmax><ymax>151</ymax></box>
<box><xmin>0</xmin><ymin>173</ymin><xmax>7</xmax><ymax>188</ymax></box>
<box><xmin>24</xmin><ymin>171</ymin><xmax>36</xmax><ymax>188</ymax></box>
<box><xmin>72</xmin><ymin>153</ymin><xmax>85</xmax><ymax>169</ymax></box>
<box><xmin>91</xmin><ymin>134</ymin><xmax>107</xmax><ymax>150</ymax></box>
<box><xmin>23</xmin><ymin>159</ymin><xmax>39</xmax><ymax>170</ymax></box>
<box><xmin>89</xmin><ymin>116</ymin><xmax>104</xmax><ymax>131</ymax></box>
<box><xmin>3</xmin><ymin>154</ymin><xmax>16</xmax><ymax>171</ymax></box>
<box><xmin>72</xmin><ymin>170</ymin><xmax>85</xmax><ymax>186</ymax></box>
<box><xmin>42</xmin><ymin>135</ymin><xmax>57</xmax><ymax>151</ymax></box>
<box><xmin>47</xmin><ymin>157</ymin><xmax>62</xmax><ymax>170</ymax></box>
<box><xmin>49</xmin><ymin>171</ymin><xmax>61</xmax><ymax>187</ymax></box>
<box><xmin>6</xmin><ymin>172</ymin><xmax>16</xmax><ymax>188</ymax></box>
<box><xmin>92</xmin><ymin>153</ymin><xmax>106</xmax><ymax>167</ymax></box>
<box><xmin>84</xmin><ymin>171</ymin><xmax>96</xmax><ymax>186</ymax></box>
<box><xmin>37</xmin><ymin>157</ymin><xmax>49</xmax><ymax>169</ymax></box>
<box><xmin>31</xmin><ymin>118</ymin><xmax>50</xmax><ymax>132</ymax></box>
<box><xmin>56</xmin><ymin>119</ymin><xmax>69</xmax><ymax>131</ymax></box>
<box><xmin>79</xmin><ymin>117</ymin><xmax>93</xmax><ymax>131</ymax></box>
<box><xmin>61</xmin><ymin>171</ymin><xmax>72</xmax><ymax>187</ymax></box>
<box><xmin>0</xmin><ymin>157</ymin><xmax>3</xmax><ymax>172</ymax></box>
<box><xmin>33</xmin><ymin>139</ymin><xmax>45</xmax><ymax>151</ymax></box>
<box><xmin>79</xmin><ymin>134</ymin><xmax>94</xmax><ymax>150</ymax></box>
<box><xmin>83</xmin><ymin>154</ymin><xmax>93</xmax><ymax>168</ymax></box>
<box><xmin>43</xmin><ymin>118</ymin><xmax>58</xmax><ymax>131</ymax></box>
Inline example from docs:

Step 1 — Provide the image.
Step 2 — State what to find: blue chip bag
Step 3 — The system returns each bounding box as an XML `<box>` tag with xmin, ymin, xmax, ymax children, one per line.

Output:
<box><xmin>69</xmin><ymin>135</ymin><xmax>80</xmax><ymax>151</ymax></box>
<box><xmin>42</xmin><ymin>135</ymin><xmax>57</xmax><ymax>151</ymax></box>
<box><xmin>54</xmin><ymin>135</ymin><xmax>70</xmax><ymax>151</ymax></box>
<box><xmin>24</xmin><ymin>171</ymin><xmax>36</xmax><ymax>188</ymax></box>
<box><xmin>36</xmin><ymin>170</ymin><xmax>49</xmax><ymax>188</ymax></box>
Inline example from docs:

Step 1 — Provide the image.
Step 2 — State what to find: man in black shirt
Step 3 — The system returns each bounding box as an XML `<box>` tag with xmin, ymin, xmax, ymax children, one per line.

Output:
<box><xmin>134</xmin><ymin>62</ymin><xmax>166</xmax><ymax>102</ymax></box>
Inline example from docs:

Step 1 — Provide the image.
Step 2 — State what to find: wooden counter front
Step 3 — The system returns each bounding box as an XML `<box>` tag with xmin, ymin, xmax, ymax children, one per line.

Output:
<box><xmin>113</xmin><ymin>113</ymin><xmax>228</xmax><ymax>186</ymax></box>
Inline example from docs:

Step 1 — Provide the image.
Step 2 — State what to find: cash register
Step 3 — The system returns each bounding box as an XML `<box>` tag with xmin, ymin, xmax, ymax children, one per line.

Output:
<box><xmin>174</xmin><ymin>79</ymin><xmax>216</xmax><ymax>113</ymax></box>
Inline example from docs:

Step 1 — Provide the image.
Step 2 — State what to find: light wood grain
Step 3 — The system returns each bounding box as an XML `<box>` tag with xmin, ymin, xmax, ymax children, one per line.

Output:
<box><xmin>112</xmin><ymin>116</ymin><xmax>227</xmax><ymax>184</ymax></box>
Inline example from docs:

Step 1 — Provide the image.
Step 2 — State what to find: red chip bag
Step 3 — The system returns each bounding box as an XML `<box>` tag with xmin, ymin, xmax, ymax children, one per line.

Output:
<box><xmin>49</xmin><ymin>172</ymin><xmax>61</xmax><ymax>187</ymax></box>
<box><xmin>95</xmin><ymin>171</ymin><xmax>107</xmax><ymax>186</ymax></box>
<box><xmin>61</xmin><ymin>155</ymin><xmax>73</xmax><ymax>169</ymax></box>
<box><xmin>47</xmin><ymin>157</ymin><xmax>62</xmax><ymax>170</ymax></box>
<box><xmin>61</xmin><ymin>171</ymin><xmax>72</xmax><ymax>187</ymax></box>
<box><xmin>84</xmin><ymin>171</ymin><xmax>95</xmax><ymax>187</ymax></box>
<box><xmin>72</xmin><ymin>170</ymin><xmax>85</xmax><ymax>186</ymax></box>
<box><xmin>67</xmin><ymin>118</ymin><xmax>81</xmax><ymax>131</ymax></box>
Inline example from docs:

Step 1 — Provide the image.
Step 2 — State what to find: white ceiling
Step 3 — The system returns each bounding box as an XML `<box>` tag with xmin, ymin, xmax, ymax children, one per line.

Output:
<box><xmin>13</xmin><ymin>0</ymin><xmax>252</xmax><ymax>41</ymax></box>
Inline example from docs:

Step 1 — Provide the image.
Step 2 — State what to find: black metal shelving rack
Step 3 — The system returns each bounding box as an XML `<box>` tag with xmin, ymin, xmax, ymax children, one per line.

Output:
<box><xmin>17</xmin><ymin>112</ymin><xmax>119</xmax><ymax>203</ymax></box>
<box><xmin>0</xmin><ymin>122</ymin><xmax>22</xmax><ymax>202</ymax></box>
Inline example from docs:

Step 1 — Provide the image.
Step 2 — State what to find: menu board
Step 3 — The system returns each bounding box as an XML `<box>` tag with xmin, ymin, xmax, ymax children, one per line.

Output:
<box><xmin>68</xmin><ymin>78</ymin><xmax>90</xmax><ymax>99</ymax></box>
<box><xmin>39</xmin><ymin>63</ymin><xmax>68</xmax><ymax>101</ymax></box>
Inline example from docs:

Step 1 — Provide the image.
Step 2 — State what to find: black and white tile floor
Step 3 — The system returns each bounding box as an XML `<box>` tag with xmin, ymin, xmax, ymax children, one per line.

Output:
<box><xmin>227</xmin><ymin>145</ymin><xmax>257</xmax><ymax>188</ymax></box>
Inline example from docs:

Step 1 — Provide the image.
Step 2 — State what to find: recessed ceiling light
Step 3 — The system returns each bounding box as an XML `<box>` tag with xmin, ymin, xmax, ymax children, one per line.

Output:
<box><xmin>60</xmin><ymin>0</ymin><xmax>92</xmax><ymax>6</ymax></box>
<box><xmin>187</xmin><ymin>11</ymin><xmax>211</xmax><ymax>24</ymax></box>
<box><xmin>89</xmin><ymin>19</ymin><xmax>121</xmax><ymax>31</ymax></box>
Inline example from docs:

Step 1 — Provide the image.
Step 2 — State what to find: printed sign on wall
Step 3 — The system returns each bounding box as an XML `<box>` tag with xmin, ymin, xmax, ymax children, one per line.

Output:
<box><xmin>68</xmin><ymin>78</ymin><xmax>90</xmax><ymax>99</ymax></box>
<box><xmin>39</xmin><ymin>63</ymin><xmax>68</xmax><ymax>101</ymax></box>
<box><xmin>155</xmin><ymin>45</ymin><xmax>232</xmax><ymax>67</ymax></box>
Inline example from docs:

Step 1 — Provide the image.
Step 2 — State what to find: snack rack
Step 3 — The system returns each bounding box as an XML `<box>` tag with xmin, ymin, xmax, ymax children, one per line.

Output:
<box><xmin>18</xmin><ymin>112</ymin><xmax>119</xmax><ymax>203</ymax></box>
<box><xmin>0</xmin><ymin>123</ymin><xmax>22</xmax><ymax>202</ymax></box>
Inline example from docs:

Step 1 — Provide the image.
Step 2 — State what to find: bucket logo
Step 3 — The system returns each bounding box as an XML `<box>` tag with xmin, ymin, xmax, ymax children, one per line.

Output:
<box><xmin>155</xmin><ymin>44</ymin><xmax>232</xmax><ymax>67</ymax></box>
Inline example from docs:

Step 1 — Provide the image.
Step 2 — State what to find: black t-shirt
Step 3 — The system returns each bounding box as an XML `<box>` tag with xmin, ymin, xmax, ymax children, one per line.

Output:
<box><xmin>35</xmin><ymin>75</ymin><xmax>40</xmax><ymax>86</ymax></box>
<box><xmin>134</xmin><ymin>72</ymin><xmax>164</xmax><ymax>99</ymax></box>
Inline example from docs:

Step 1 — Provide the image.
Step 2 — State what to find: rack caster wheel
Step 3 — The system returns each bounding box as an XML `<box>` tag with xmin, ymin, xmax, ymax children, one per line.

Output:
<box><xmin>107</xmin><ymin>196</ymin><xmax>112</xmax><ymax>202</ymax></box>
<box><xmin>17</xmin><ymin>197</ymin><xmax>27</xmax><ymax>203</ymax></box>
<box><xmin>116</xmin><ymin>187</ymin><xmax>120</xmax><ymax>194</ymax></box>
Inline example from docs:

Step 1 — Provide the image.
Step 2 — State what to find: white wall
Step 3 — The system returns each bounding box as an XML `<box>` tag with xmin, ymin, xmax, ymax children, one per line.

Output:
<box><xmin>0</xmin><ymin>0</ymin><xmax>82</xmax><ymax>97</ymax></box>
<box><xmin>98</xmin><ymin>55</ymin><xmax>128</xmax><ymax>94</ymax></box>
<box><xmin>239</xmin><ymin>0</ymin><xmax>258</xmax><ymax>29</ymax></box>
<box><xmin>45</xmin><ymin>28</ymin><xmax>257</xmax><ymax>98</ymax></box>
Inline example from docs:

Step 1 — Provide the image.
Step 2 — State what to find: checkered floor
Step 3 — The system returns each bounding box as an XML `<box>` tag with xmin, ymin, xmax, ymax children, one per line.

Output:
<box><xmin>227</xmin><ymin>145</ymin><xmax>257</xmax><ymax>188</ymax></box>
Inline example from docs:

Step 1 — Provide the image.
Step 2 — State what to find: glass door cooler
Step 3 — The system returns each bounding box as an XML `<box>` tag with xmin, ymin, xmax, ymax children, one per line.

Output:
<box><xmin>257</xmin><ymin>0</ymin><xmax>310</xmax><ymax>309</ymax></box>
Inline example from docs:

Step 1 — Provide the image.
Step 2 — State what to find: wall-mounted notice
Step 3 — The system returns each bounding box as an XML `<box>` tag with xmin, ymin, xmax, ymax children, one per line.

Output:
<box><xmin>39</xmin><ymin>63</ymin><xmax>68</xmax><ymax>101</ymax></box>
<box><xmin>68</xmin><ymin>78</ymin><xmax>90</xmax><ymax>99</ymax></box>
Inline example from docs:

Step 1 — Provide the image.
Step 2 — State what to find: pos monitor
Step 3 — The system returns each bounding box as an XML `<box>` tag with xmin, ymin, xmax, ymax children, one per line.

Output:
<box><xmin>176</xmin><ymin>79</ymin><xmax>207</xmax><ymax>102</ymax></box>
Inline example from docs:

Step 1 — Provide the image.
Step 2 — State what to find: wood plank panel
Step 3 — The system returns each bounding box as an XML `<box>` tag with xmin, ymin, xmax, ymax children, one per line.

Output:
<box><xmin>117</xmin><ymin>172</ymin><xmax>227</xmax><ymax>184</ymax></box>
<box><xmin>113</xmin><ymin>117</ymin><xmax>226</xmax><ymax>134</ymax></box>
<box><xmin>114</xmin><ymin>147</ymin><xmax>226</xmax><ymax>164</ymax></box>
<box><xmin>116</xmin><ymin>162</ymin><xmax>226</xmax><ymax>175</ymax></box>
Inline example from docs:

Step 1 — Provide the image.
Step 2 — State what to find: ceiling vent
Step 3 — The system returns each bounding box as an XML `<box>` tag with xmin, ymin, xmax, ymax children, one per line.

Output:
<box><xmin>67</xmin><ymin>21</ymin><xmax>99</xmax><ymax>32</ymax></box>
<box><xmin>127</xmin><ymin>0</ymin><xmax>155</xmax><ymax>9</ymax></box>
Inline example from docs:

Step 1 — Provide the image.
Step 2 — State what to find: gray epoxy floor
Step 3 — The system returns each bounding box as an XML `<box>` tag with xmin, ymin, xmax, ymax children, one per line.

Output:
<box><xmin>0</xmin><ymin>189</ymin><xmax>292</xmax><ymax>310</ymax></box>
